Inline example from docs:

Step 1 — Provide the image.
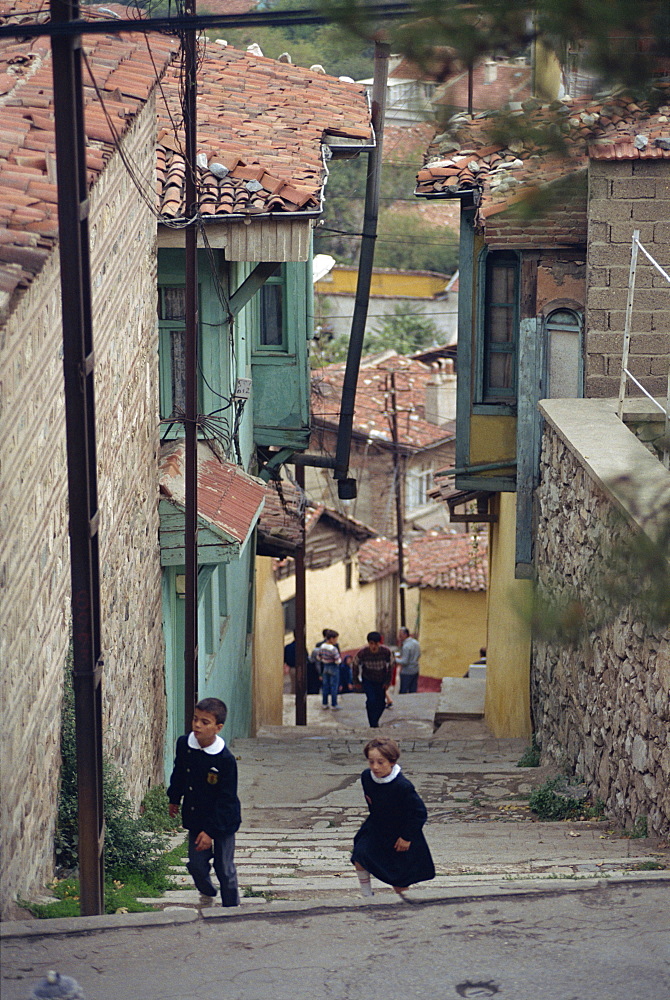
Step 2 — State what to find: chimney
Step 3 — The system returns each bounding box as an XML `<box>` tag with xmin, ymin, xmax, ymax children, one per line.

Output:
<box><xmin>484</xmin><ymin>60</ymin><xmax>498</xmax><ymax>84</ymax></box>
<box><xmin>424</xmin><ymin>359</ymin><xmax>456</xmax><ymax>425</ymax></box>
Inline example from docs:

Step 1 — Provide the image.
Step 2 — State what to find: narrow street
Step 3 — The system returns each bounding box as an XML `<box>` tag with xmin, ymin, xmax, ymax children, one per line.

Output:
<box><xmin>2</xmin><ymin>695</ymin><xmax>668</xmax><ymax>999</ymax></box>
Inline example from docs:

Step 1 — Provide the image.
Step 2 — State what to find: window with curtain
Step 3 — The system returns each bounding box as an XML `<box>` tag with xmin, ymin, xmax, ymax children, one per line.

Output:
<box><xmin>482</xmin><ymin>251</ymin><xmax>519</xmax><ymax>402</ymax></box>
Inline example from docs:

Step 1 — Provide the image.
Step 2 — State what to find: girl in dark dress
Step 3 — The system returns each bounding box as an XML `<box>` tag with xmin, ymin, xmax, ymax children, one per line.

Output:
<box><xmin>352</xmin><ymin>737</ymin><xmax>435</xmax><ymax>901</ymax></box>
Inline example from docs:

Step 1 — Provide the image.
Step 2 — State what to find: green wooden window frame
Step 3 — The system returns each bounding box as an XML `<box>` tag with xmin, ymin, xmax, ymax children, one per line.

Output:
<box><xmin>158</xmin><ymin>284</ymin><xmax>196</xmax><ymax>420</ymax></box>
<box><xmin>476</xmin><ymin>249</ymin><xmax>520</xmax><ymax>406</ymax></box>
<box><xmin>158</xmin><ymin>249</ymin><xmax>232</xmax><ymax>435</ymax></box>
<box><xmin>257</xmin><ymin>266</ymin><xmax>287</xmax><ymax>353</ymax></box>
<box><xmin>252</xmin><ymin>262</ymin><xmax>309</xmax><ymax>361</ymax></box>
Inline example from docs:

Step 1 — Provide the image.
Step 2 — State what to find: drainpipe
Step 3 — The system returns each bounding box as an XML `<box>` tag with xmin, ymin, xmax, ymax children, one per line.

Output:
<box><xmin>294</xmin><ymin>464</ymin><xmax>307</xmax><ymax>725</ymax></box>
<box><xmin>333</xmin><ymin>40</ymin><xmax>390</xmax><ymax>498</ymax></box>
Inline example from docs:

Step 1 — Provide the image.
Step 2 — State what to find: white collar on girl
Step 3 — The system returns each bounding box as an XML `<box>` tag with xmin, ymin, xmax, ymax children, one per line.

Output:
<box><xmin>188</xmin><ymin>732</ymin><xmax>225</xmax><ymax>754</ymax></box>
<box><xmin>370</xmin><ymin>763</ymin><xmax>401</xmax><ymax>784</ymax></box>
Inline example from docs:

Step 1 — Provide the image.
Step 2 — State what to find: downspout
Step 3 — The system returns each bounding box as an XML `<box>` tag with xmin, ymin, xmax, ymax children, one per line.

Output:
<box><xmin>333</xmin><ymin>40</ymin><xmax>390</xmax><ymax>499</ymax></box>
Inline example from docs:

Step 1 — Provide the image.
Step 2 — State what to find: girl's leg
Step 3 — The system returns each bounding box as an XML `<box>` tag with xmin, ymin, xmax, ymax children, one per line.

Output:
<box><xmin>353</xmin><ymin>862</ymin><xmax>374</xmax><ymax>896</ymax></box>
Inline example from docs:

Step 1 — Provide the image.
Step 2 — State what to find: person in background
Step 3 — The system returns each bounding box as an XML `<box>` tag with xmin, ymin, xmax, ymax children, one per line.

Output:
<box><xmin>396</xmin><ymin>626</ymin><xmax>420</xmax><ymax>694</ymax></box>
<box><xmin>353</xmin><ymin>631</ymin><xmax>393</xmax><ymax>728</ymax></box>
<box><xmin>317</xmin><ymin>630</ymin><xmax>341</xmax><ymax>710</ymax></box>
<box><xmin>339</xmin><ymin>653</ymin><xmax>354</xmax><ymax>694</ymax></box>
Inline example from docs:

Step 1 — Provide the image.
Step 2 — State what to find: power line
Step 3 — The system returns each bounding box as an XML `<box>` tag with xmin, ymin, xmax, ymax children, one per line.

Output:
<box><xmin>0</xmin><ymin>3</ymin><xmax>420</xmax><ymax>40</ymax></box>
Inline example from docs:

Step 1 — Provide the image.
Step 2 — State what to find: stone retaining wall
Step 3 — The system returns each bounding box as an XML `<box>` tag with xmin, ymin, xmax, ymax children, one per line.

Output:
<box><xmin>532</xmin><ymin>420</ymin><xmax>670</xmax><ymax>837</ymax></box>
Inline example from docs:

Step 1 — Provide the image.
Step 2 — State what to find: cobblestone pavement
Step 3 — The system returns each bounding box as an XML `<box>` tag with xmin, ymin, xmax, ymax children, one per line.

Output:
<box><xmin>139</xmin><ymin>694</ymin><xmax>669</xmax><ymax>909</ymax></box>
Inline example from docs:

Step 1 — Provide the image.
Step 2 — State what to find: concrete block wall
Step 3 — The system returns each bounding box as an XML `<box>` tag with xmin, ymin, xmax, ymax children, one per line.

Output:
<box><xmin>0</xmin><ymin>100</ymin><xmax>165</xmax><ymax>917</ymax></box>
<box><xmin>532</xmin><ymin>424</ymin><xmax>670</xmax><ymax>838</ymax></box>
<box><xmin>586</xmin><ymin>159</ymin><xmax>670</xmax><ymax>398</ymax></box>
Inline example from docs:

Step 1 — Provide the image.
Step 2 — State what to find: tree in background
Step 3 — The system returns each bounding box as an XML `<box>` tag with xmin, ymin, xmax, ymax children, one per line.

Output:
<box><xmin>364</xmin><ymin>302</ymin><xmax>440</xmax><ymax>355</ymax></box>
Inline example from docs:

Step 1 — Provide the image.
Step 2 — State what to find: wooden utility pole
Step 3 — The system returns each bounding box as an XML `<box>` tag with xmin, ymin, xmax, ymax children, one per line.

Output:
<box><xmin>50</xmin><ymin>0</ymin><xmax>105</xmax><ymax>915</ymax></box>
<box><xmin>389</xmin><ymin>371</ymin><xmax>406</xmax><ymax>628</ymax></box>
<box><xmin>294</xmin><ymin>464</ymin><xmax>307</xmax><ymax>725</ymax></box>
<box><xmin>183</xmin><ymin>0</ymin><xmax>199</xmax><ymax>732</ymax></box>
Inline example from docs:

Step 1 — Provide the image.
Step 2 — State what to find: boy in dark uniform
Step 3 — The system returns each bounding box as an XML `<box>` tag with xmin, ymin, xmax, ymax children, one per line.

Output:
<box><xmin>167</xmin><ymin>698</ymin><xmax>241</xmax><ymax>907</ymax></box>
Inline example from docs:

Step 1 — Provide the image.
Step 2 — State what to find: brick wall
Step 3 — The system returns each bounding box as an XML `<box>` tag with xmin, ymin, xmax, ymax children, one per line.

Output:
<box><xmin>586</xmin><ymin>159</ymin><xmax>670</xmax><ymax>398</ymax></box>
<box><xmin>484</xmin><ymin>172</ymin><xmax>588</xmax><ymax>250</ymax></box>
<box><xmin>0</xmin><ymin>99</ymin><xmax>165</xmax><ymax>917</ymax></box>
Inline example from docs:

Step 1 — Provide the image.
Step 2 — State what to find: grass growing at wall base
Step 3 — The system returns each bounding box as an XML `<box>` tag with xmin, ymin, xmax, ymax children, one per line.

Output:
<box><xmin>528</xmin><ymin>777</ymin><xmax>605</xmax><ymax>821</ymax></box>
<box><xmin>21</xmin><ymin>836</ymin><xmax>189</xmax><ymax>919</ymax></box>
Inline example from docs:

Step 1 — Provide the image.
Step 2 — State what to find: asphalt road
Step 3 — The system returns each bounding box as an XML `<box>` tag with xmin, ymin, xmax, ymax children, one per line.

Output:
<box><xmin>3</xmin><ymin>882</ymin><xmax>669</xmax><ymax>1000</ymax></box>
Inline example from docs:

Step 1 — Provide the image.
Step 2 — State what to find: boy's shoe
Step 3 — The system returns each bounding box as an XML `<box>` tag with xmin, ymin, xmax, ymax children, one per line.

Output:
<box><xmin>199</xmin><ymin>893</ymin><xmax>216</xmax><ymax>907</ymax></box>
<box><xmin>331</xmin><ymin>704</ymin><xmax>341</xmax><ymax>710</ymax></box>
<box><xmin>321</xmin><ymin>704</ymin><xmax>329</xmax><ymax>709</ymax></box>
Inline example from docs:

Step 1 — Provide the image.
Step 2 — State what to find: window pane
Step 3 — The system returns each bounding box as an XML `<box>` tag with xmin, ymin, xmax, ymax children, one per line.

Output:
<box><xmin>160</xmin><ymin>286</ymin><xmax>187</xmax><ymax>321</ymax></box>
<box><xmin>260</xmin><ymin>283</ymin><xmax>283</xmax><ymax>346</ymax></box>
<box><xmin>490</xmin><ymin>265</ymin><xmax>515</xmax><ymax>303</ymax></box>
<box><xmin>488</xmin><ymin>304</ymin><xmax>514</xmax><ymax>343</ymax></box>
<box><xmin>488</xmin><ymin>351</ymin><xmax>513</xmax><ymax>389</ymax></box>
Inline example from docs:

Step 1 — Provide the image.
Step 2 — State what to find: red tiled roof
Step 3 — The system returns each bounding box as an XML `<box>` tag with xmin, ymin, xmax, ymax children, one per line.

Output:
<box><xmin>416</xmin><ymin>96</ymin><xmax>670</xmax><ymax>219</ymax></box>
<box><xmin>357</xmin><ymin>536</ymin><xmax>398</xmax><ymax>583</ymax></box>
<box><xmin>257</xmin><ymin>477</ymin><xmax>303</xmax><ymax>551</ymax></box>
<box><xmin>159</xmin><ymin>439</ymin><xmax>266</xmax><ymax>547</ymax></box>
<box><xmin>0</xmin><ymin>5</ymin><xmax>176</xmax><ymax>315</ymax></box>
<box><xmin>156</xmin><ymin>43</ymin><xmax>372</xmax><ymax>219</ymax></box>
<box><xmin>311</xmin><ymin>351</ymin><xmax>456</xmax><ymax>451</ymax></box>
<box><xmin>405</xmin><ymin>530</ymin><xmax>488</xmax><ymax>591</ymax></box>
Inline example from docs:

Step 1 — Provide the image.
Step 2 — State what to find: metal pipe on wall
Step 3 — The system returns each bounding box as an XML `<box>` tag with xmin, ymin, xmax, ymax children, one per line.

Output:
<box><xmin>333</xmin><ymin>40</ymin><xmax>390</xmax><ymax>495</ymax></box>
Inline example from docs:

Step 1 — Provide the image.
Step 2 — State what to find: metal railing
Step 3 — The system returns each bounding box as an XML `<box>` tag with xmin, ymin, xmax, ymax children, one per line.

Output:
<box><xmin>617</xmin><ymin>229</ymin><xmax>670</xmax><ymax>468</ymax></box>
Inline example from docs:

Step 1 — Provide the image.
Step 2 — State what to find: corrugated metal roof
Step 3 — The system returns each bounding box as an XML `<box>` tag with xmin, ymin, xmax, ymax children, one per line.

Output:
<box><xmin>159</xmin><ymin>439</ymin><xmax>266</xmax><ymax>548</ymax></box>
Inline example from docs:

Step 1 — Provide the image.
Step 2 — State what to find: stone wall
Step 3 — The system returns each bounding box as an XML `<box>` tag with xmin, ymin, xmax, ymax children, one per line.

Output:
<box><xmin>586</xmin><ymin>159</ymin><xmax>670</xmax><ymax>399</ymax></box>
<box><xmin>0</xmin><ymin>99</ymin><xmax>165</xmax><ymax>917</ymax></box>
<box><xmin>532</xmin><ymin>415</ymin><xmax>670</xmax><ymax>837</ymax></box>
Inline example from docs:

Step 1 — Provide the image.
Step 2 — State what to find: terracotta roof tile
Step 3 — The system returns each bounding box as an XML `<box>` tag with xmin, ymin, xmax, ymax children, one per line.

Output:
<box><xmin>311</xmin><ymin>351</ymin><xmax>455</xmax><ymax>451</ymax></box>
<box><xmin>155</xmin><ymin>43</ymin><xmax>372</xmax><ymax>219</ymax></box>
<box><xmin>357</xmin><ymin>536</ymin><xmax>398</xmax><ymax>583</ymax></box>
<box><xmin>0</xmin><ymin>2</ymin><xmax>177</xmax><ymax>315</ymax></box>
<box><xmin>405</xmin><ymin>530</ymin><xmax>488</xmax><ymax>591</ymax></box>
<box><xmin>416</xmin><ymin>95</ymin><xmax>670</xmax><ymax>225</ymax></box>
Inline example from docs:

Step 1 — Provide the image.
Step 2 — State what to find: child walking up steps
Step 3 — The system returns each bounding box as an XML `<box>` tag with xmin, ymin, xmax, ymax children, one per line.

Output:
<box><xmin>351</xmin><ymin>737</ymin><xmax>435</xmax><ymax>901</ymax></box>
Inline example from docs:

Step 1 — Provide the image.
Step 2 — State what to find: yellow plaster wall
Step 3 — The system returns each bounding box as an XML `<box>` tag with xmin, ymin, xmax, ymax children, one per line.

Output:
<box><xmin>277</xmin><ymin>559</ymin><xmax>386</xmax><ymax>653</ymax></box>
<box><xmin>484</xmin><ymin>493</ymin><xmax>532</xmax><ymax>738</ymax></box>
<box><xmin>252</xmin><ymin>556</ymin><xmax>285</xmax><ymax>731</ymax></box>
<box><xmin>316</xmin><ymin>266</ymin><xmax>449</xmax><ymax>299</ymax></box>
<box><xmin>418</xmin><ymin>588</ymin><xmax>488</xmax><ymax>678</ymax></box>
<box><xmin>470</xmin><ymin>414</ymin><xmax>517</xmax><ymax>468</ymax></box>
<box><xmin>533</xmin><ymin>40</ymin><xmax>563</xmax><ymax>102</ymax></box>
<box><xmin>306</xmin><ymin>559</ymin><xmax>378</xmax><ymax>652</ymax></box>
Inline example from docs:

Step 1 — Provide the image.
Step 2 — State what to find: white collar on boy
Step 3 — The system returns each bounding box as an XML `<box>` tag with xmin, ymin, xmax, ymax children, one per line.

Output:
<box><xmin>370</xmin><ymin>763</ymin><xmax>401</xmax><ymax>784</ymax></box>
<box><xmin>188</xmin><ymin>732</ymin><xmax>225</xmax><ymax>754</ymax></box>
